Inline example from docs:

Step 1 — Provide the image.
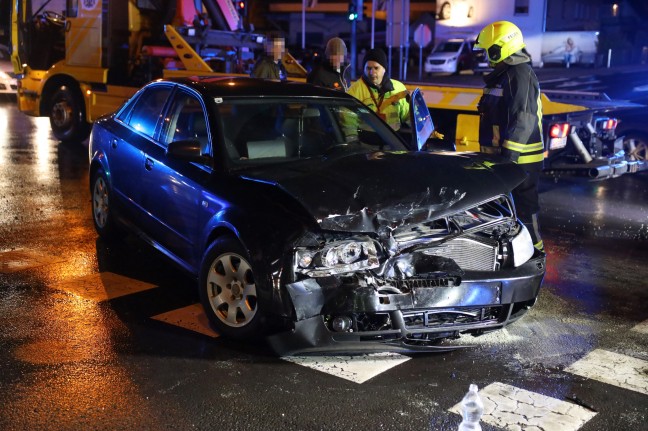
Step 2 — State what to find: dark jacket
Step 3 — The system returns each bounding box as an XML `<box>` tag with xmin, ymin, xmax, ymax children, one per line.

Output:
<box><xmin>306</xmin><ymin>61</ymin><xmax>350</xmax><ymax>91</ymax></box>
<box><xmin>251</xmin><ymin>55</ymin><xmax>287</xmax><ymax>80</ymax></box>
<box><xmin>478</xmin><ymin>51</ymin><xmax>544</xmax><ymax>165</ymax></box>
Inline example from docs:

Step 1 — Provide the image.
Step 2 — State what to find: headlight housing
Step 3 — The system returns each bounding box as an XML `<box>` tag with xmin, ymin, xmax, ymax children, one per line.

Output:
<box><xmin>294</xmin><ymin>237</ymin><xmax>380</xmax><ymax>277</ymax></box>
<box><xmin>511</xmin><ymin>223</ymin><xmax>535</xmax><ymax>267</ymax></box>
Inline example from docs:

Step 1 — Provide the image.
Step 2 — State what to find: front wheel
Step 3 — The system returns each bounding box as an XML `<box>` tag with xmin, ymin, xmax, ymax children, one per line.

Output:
<box><xmin>199</xmin><ymin>236</ymin><xmax>264</xmax><ymax>339</ymax></box>
<box><xmin>49</xmin><ymin>85</ymin><xmax>90</xmax><ymax>143</ymax></box>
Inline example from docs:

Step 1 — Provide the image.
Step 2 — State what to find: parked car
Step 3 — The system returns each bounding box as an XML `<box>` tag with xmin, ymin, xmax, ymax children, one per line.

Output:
<box><xmin>89</xmin><ymin>77</ymin><xmax>545</xmax><ymax>354</ymax></box>
<box><xmin>0</xmin><ymin>46</ymin><xmax>17</xmax><ymax>97</ymax></box>
<box><xmin>471</xmin><ymin>47</ymin><xmax>492</xmax><ymax>75</ymax></box>
<box><xmin>424</xmin><ymin>39</ymin><xmax>476</xmax><ymax>75</ymax></box>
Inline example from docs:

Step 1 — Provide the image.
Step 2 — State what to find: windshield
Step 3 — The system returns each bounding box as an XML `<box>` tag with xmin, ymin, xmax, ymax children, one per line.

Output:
<box><xmin>434</xmin><ymin>41</ymin><xmax>463</xmax><ymax>53</ymax></box>
<box><xmin>213</xmin><ymin>97</ymin><xmax>406</xmax><ymax>165</ymax></box>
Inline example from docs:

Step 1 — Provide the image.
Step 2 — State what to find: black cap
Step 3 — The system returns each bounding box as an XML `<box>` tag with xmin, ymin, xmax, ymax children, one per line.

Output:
<box><xmin>364</xmin><ymin>48</ymin><xmax>388</xmax><ymax>69</ymax></box>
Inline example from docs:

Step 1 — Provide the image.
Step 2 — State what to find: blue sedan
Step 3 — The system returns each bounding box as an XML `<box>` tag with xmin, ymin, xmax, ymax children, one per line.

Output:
<box><xmin>89</xmin><ymin>77</ymin><xmax>545</xmax><ymax>354</ymax></box>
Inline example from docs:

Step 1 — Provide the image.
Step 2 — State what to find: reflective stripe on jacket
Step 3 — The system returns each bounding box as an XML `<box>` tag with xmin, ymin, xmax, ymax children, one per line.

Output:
<box><xmin>478</xmin><ymin>60</ymin><xmax>544</xmax><ymax>165</ymax></box>
<box><xmin>347</xmin><ymin>78</ymin><xmax>409</xmax><ymax>131</ymax></box>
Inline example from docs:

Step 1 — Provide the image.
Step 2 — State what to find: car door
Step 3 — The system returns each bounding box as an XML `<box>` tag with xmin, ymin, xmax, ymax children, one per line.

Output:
<box><xmin>138</xmin><ymin>87</ymin><xmax>214</xmax><ymax>269</ymax></box>
<box><xmin>110</xmin><ymin>84</ymin><xmax>172</xmax><ymax>223</ymax></box>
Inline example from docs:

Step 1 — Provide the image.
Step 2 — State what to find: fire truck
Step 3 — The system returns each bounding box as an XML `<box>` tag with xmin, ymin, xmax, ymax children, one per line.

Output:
<box><xmin>10</xmin><ymin>0</ymin><xmax>647</xmax><ymax>179</ymax></box>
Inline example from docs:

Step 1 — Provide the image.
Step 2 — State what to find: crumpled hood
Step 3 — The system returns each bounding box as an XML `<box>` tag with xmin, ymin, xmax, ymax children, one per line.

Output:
<box><xmin>240</xmin><ymin>151</ymin><xmax>526</xmax><ymax>232</ymax></box>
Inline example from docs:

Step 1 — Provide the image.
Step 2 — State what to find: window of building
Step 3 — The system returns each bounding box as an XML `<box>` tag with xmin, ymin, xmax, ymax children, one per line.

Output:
<box><xmin>514</xmin><ymin>0</ymin><xmax>529</xmax><ymax>15</ymax></box>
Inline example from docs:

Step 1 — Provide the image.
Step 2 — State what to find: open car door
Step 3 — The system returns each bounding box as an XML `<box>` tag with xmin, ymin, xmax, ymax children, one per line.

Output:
<box><xmin>409</xmin><ymin>88</ymin><xmax>434</xmax><ymax>150</ymax></box>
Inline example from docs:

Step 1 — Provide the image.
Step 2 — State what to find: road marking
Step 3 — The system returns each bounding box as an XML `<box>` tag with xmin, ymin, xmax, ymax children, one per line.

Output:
<box><xmin>151</xmin><ymin>303</ymin><xmax>219</xmax><ymax>338</ymax></box>
<box><xmin>0</xmin><ymin>249</ymin><xmax>66</xmax><ymax>273</ymax></box>
<box><xmin>565</xmin><ymin>349</ymin><xmax>648</xmax><ymax>396</ymax></box>
<box><xmin>631</xmin><ymin>320</ymin><xmax>648</xmax><ymax>335</ymax></box>
<box><xmin>282</xmin><ymin>352</ymin><xmax>410</xmax><ymax>384</ymax></box>
<box><xmin>449</xmin><ymin>382</ymin><xmax>597</xmax><ymax>431</ymax></box>
<box><xmin>50</xmin><ymin>272</ymin><xmax>157</xmax><ymax>301</ymax></box>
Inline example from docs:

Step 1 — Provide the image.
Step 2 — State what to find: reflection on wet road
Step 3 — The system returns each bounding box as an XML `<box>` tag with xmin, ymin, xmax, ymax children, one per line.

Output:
<box><xmin>0</xmin><ymin>99</ymin><xmax>646</xmax><ymax>430</ymax></box>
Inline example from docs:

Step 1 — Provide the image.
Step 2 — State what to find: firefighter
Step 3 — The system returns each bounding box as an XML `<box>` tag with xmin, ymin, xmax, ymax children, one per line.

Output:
<box><xmin>307</xmin><ymin>37</ymin><xmax>350</xmax><ymax>91</ymax></box>
<box><xmin>474</xmin><ymin>21</ymin><xmax>545</xmax><ymax>252</ymax></box>
<box><xmin>347</xmin><ymin>48</ymin><xmax>409</xmax><ymax>131</ymax></box>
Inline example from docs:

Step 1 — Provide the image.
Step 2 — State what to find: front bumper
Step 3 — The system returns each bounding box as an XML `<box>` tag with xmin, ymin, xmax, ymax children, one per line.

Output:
<box><xmin>267</xmin><ymin>253</ymin><xmax>545</xmax><ymax>355</ymax></box>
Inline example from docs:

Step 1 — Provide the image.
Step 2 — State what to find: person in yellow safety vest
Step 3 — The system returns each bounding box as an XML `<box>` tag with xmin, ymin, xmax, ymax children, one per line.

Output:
<box><xmin>347</xmin><ymin>48</ymin><xmax>409</xmax><ymax>131</ymax></box>
<box><xmin>475</xmin><ymin>21</ymin><xmax>545</xmax><ymax>252</ymax></box>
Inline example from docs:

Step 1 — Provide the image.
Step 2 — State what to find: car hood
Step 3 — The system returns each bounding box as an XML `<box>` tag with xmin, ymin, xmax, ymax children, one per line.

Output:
<box><xmin>239</xmin><ymin>151</ymin><xmax>525</xmax><ymax>232</ymax></box>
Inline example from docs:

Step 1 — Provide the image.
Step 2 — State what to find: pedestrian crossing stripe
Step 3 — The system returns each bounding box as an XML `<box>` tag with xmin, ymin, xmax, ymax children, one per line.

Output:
<box><xmin>448</xmin><ymin>382</ymin><xmax>597</xmax><ymax>431</ymax></box>
<box><xmin>50</xmin><ymin>272</ymin><xmax>157</xmax><ymax>301</ymax></box>
<box><xmin>281</xmin><ymin>352</ymin><xmax>410</xmax><ymax>384</ymax></box>
<box><xmin>151</xmin><ymin>303</ymin><xmax>219</xmax><ymax>338</ymax></box>
<box><xmin>631</xmin><ymin>320</ymin><xmax>648</xmax><ymax>334</ymax></box>
<box><xmin>565</xmin><ymin>349</ymin><xmax>648</xmax><ymax>396</ymax></box>
<box><xmin>0</xmin><ymin>249</ymin><xmax>66</xmax><ymax>274</ymax></box>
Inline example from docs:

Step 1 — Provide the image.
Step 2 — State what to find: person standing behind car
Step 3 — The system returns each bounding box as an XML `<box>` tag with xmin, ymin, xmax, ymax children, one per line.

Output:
<box><xmin>251</xmin><ymin>33</ymin><xmax>287</xmax><ymax>80</ymax></box>
<box><xmin>347</xmin><ymin>48</ymin><xmax>409</xmax><ymax>131</ymax></box>
<box><xmin>307</xmin><ymin>37</ymin><xmax>350</xmax><ymax>91</ymax></box>
<box><xmin>474</xmin><ymin>20</ymin><xmax>545</xmax><ymax>252</ymax></box>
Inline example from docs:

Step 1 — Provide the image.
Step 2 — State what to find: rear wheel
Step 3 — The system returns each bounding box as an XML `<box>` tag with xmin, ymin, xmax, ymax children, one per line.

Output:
<box><xmin>49</xmin><ymin>85</ymin><xmax>90</xmax><ymax>143</ymax></box>
<box><xmin>199</xmin><ymin>236</ymin><xmax>264</xmax><ymax>339</ymax></box>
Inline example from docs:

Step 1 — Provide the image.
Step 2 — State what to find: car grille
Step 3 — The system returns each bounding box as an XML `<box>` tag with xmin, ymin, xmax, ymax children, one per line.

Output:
<box><xmin>419</xmin><ymin>236</ymin><xmax>498</xmax><ymax>271</ymax></box>
<box><xmin>403</xmin><ymin>306</ymin><xmax>503</xmax><ymax>329</ymax></box>
<box><xmin>428</xmin><ymin>59</ymin><xmax>446</xmax><ymax>65</ymax></box>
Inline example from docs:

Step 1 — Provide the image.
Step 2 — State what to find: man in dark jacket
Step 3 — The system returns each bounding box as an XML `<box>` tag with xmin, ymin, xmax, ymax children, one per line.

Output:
<box><xmin>307</xmin><ymin>37</ymin><xmax>350</xmax><ymax>91</ymax></box>
<box><xmin>475</xmin><ymin>21</ymin><xmax>545</xmax><ymax>252</ymax></box>
<box><xmin>251</xmin><ymin>33</ymin><xmax>287</xmax><ymax>80</ymax></box>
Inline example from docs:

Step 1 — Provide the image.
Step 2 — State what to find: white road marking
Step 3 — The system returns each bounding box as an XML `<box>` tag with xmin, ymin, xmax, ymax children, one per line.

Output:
<box><xmin>631</xmin><ymin>320</ymin><xmax>648</xmax><ymax>335</ymax></box>
<box><xmin>0</xmin><ymin>249</ymin><xmax>66</xmax><ymax>273</ymax></box>
<box><xmin>282</xmin><ymin>352</ymin><xmax>410</xmax><ymax>384</ymax></box>
<box><xmin>50</xmin><ymin>272</ymin><xmax>157</xmax><ymax>301</ymax></box>
<box><xmin>151</xmin><ymin>303</ymin><xmax>219</xmax><ymax>338</ymax></box>
<box><xmin>565</xmin><ymin>349</ymin><xmax>648</xmax><ymax>396</ymax></box>
<box><xmin>449</xmin><ymin>382</ymin><xmax>596</xmax><ymax>431</ymax></box>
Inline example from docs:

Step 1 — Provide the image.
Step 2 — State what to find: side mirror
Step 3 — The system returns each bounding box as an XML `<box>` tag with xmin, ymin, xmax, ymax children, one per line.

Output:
<box><xmin>166</xmin><ymin>139</ymin><xmax>203</xmax><ymax>161</ymax></box>
<box><xmin>409</xmin><ymin>88</ymin><xmax>434</xmax><ymax>150</ymax></box>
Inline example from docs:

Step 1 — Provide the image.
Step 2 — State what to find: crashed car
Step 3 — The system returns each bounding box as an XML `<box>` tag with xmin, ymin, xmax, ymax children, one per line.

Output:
<box><xmin>89</xmin><ymin>76</ymin><xmax>545</xmax><ymax>354</ymax></box>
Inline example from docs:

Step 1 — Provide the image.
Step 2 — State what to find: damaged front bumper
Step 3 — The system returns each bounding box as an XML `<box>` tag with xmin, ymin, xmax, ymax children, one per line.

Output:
<box><xmin>267</xmin><ymin>252</ymin><xmax>545</xmax><ymax>356</ymax></box>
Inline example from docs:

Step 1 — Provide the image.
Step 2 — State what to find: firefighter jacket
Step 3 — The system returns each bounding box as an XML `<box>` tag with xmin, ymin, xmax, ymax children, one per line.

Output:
<box><xmin>347</xmin><ymin>75</ymin><xmax>409</xmax><ymax>131</ymax></box>
<box><xmin>307</xmin><ymin>60</ymin><xmax>350</xmax><ymax>91</ymax></box>
<box><xmin>478</xmin><ymin>52</ymin><xmax>544</xmax><ymax>165</ymax></box>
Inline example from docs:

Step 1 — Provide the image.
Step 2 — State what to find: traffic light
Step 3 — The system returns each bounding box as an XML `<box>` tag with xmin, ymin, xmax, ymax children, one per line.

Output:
<box><xmin>348</xmin><ymin>1</ymin><xmax>358</xmax><ymax>21</ymax></box>
<box><xmin>348</xmin><ymin>0</ymin><xmax>363</xmax><ymax>21</ymax></box>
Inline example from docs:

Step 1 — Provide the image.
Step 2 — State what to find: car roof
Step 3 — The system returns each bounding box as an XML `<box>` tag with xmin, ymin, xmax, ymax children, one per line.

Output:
<box><xmin>156</xmin><ymin>76</ymin><xmax>356</xmax><ymax>100</ymax></box>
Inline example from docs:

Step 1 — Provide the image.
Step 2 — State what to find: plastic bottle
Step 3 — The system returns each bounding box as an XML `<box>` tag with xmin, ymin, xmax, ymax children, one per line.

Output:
<box><xmin>458</xmin><ymin>384</ymin><xmax>484</xmax><ymax>431</ymax></box>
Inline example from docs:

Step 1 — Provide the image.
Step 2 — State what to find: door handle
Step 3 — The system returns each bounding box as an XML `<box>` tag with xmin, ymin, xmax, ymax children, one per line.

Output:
<box><xmin>145</xmin><ymin>158</ymin><xmax>154</xmax><ymax>171</ymax></box>
<box><xmin>111</xmin><ymin>139</ymin><xmax>117</xmax><ymax>149</ymax></box>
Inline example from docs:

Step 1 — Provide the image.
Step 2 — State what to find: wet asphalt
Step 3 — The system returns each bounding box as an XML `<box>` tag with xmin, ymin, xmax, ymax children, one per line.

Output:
<box><xmin>0</xmin><ymin>76</ymin><xmax>647</xmax><ymax>430</ymax></box>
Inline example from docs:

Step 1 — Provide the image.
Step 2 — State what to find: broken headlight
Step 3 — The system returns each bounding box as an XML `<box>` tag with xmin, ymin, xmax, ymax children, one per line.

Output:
<box><xmin>294</xmin><ymin>237</ymin><xmax>380</xmax><ymax>277</ymax></box>
<box><xmin>511</xmin><ymin>224</ymin><xmax>534</xmax><ymax>267</ymax></box>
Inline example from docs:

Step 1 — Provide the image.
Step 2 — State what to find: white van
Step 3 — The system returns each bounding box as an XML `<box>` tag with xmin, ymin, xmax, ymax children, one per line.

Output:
<box><xmin>424</xmin><ymin>38</ymin><xmax>475</xmax><ymax>75</ymax></box>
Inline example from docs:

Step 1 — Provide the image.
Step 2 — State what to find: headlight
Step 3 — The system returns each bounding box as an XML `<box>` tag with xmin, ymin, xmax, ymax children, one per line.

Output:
<box><xmin>511</xmin><ymin>224</ymin><xmax>534</xmax><ymax>267</ymax></box>
<box><xmin>295</xmin><ymin>237</ymin><xmax>380</xmax><ymax>277</ymax></box>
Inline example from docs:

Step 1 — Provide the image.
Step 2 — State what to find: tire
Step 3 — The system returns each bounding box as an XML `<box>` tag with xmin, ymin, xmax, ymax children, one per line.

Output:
<box><xmin>624</xmin><ymin>132</ymin><xmax>648</xmax><ymax>161</ymax></box>
<box><xmin>199</xmin><ymin>236</ymin><xmax>263</xmax><ymax>339</ymax></box>
<box><xmin>49</xmin><ymin>84</ymin><xmax>91</xmax><ymax>143</ymax></box>
<box><xmin>91</xmin><ymin>168</ymin><xmax>122</xmax><ymax>240</ymax></box>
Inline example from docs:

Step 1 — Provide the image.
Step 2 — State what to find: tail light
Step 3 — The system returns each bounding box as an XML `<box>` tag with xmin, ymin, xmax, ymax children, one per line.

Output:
<box><xmin>595</xmin><ymin>118</ymin><xmax>618</xmax><ymax>131</ymax></box>
<box><xmin>549</xmin><ymin>123</ymin><xmax>570</xmax><ymax>139</ymax></box>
